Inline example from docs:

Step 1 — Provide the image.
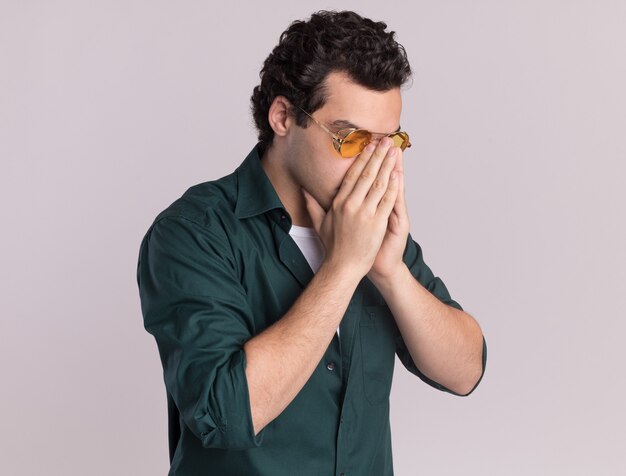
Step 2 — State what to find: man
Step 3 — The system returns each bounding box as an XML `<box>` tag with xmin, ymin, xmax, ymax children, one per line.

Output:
<box><xmin>137</xmin><ymin>10</ymin><xmax>487</xmax><ymax>476</ymax></box>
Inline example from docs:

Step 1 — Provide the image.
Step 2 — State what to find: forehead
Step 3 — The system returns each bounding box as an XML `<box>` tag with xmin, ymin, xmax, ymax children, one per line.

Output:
<box><xmin>317</xmin><ymin>71</ymin><xmax>402</xmax><ymax>132</ymax></box>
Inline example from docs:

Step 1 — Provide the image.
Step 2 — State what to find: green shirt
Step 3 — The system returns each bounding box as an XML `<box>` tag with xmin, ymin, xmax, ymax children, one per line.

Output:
<box><xmin>136</xmin><ymin>143</ymin><xmax>487</xmax><ymax>476</ymax></box>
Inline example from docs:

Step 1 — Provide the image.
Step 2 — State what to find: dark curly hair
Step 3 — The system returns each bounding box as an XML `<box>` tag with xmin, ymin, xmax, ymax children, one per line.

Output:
<box><xmin>250</xmin><ymin>10</ymin><xmax>412</xmax><ymax>154</ymax></box>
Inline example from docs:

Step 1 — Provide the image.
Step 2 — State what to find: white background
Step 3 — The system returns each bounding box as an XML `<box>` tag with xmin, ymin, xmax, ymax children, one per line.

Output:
<box><xmin>1</xmin><ymin>1</ymin><xmax>625</xmax><ymax>474</ymax></box>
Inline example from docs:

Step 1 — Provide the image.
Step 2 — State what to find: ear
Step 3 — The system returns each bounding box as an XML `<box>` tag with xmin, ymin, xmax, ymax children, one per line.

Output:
<box><xmin>267</xmin><ymin>96</ymin><xmax>294</xmax><ymax>138</ymax></box>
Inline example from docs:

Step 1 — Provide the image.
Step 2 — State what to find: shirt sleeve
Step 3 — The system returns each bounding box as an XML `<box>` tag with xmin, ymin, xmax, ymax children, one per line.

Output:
<box><xmin>136</xmin><ymin>214</ymin><xmax>265</xmax><ymax>449</ymax></box>
<box><xmin>394</xmin><ymin>232</ymin><xmax>487</xmax><ymax>397</ymax></box>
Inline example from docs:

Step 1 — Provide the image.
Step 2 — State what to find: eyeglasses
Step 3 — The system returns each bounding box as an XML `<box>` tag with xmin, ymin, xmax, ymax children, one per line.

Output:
<box><xmin>294</xmin><ymin>105</ymin><xmax>411</xmax><ymax>158</ymax></box>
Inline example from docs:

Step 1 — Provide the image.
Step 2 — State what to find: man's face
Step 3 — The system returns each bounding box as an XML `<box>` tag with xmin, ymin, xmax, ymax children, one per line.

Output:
<box><xmin>285</xmin><ymin>71</ymin><xmax>403</xmax><ymax>212</ymax></box>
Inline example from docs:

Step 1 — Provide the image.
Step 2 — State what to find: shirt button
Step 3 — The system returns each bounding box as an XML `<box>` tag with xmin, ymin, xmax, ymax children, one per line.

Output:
<box><xmin>280</xmin><ymin>214</ymin><xmax>286</xmax><ymax>220</ymax></box>
<box><xmin>340</xmin><ymin>415</ymin><xmax>344</xmax><ymax>423</ymax></box>
<box><xmin>339</xmin><ymin>473</ymin><xmax>345</xmax><ymax>476</ymax></box>
<box><xmin>326</xmin><ymin>362</ymin><xmax>335</xmax><ymax>371</ymax></box>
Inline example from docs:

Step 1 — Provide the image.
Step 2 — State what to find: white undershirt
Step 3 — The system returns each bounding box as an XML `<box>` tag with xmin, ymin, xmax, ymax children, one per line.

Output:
<box><xmin>288</xmin><ymin>224</ymin><xmax>340</xmax><ymax>338</ymax></box>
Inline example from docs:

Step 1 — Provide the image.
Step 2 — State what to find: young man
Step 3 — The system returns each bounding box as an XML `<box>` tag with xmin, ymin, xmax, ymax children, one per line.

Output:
<box><xmin>137</xmin><ymin>10</ymin><xmax>487</xmax><ymax>475</ymax></box>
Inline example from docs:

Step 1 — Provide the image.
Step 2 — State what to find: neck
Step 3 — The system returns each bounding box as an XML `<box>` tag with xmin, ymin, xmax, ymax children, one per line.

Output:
<box><xmin>259</xmin><ymin>143</ymin><xmax>314</xmax><ymax>228</ymax></box>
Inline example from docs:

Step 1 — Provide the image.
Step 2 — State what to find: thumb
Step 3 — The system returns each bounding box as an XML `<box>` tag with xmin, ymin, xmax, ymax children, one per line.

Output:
<box><xmin>301</xmin><ymin>187</ymin><xmax>325</xmax><ymax>235</ymax></box>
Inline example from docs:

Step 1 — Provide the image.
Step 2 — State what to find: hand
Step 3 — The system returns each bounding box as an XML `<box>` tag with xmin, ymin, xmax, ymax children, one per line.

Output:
<box><xmin>366</xmin><ymin>146</ymin><xmax>410</xmax><ymax>284</ymax></box>
<box><xmin>301</xmin><ymin>137</ymin><xmax>401</xmax><ymax>280</ymax></box>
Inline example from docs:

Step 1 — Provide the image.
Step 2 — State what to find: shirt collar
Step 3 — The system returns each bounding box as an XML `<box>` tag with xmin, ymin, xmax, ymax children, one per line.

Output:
<box><xmin>234</xmin><ymin>143</ymin><xmax>286</xmax><ymax>219</ymax></box>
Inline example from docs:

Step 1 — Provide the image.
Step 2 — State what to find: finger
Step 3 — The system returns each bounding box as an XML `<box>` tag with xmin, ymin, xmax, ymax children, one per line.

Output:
<box><xmin>333</xmin><ymin>142</ymin><xmax>376</xmax><ymax>202</ymax></box>
<box><xmin>374</xmin><ymin>167</ymin><xmax>401</xmax><ymax>220</ymax></box>
<box><xmin>394</xmin><ymin>152</ymin><xmax>407</xmax><ymax>213</ymax></box>
<box><xmin>301</xmin><ymin>188</ymin><xmax>325</xmax><ymax>235</ymax></box>
<box><xmin>347</xmin><ymin>136</ymin><xmax>395</xmax><ymax>204</ymax></box>
<box><xmin>393</xmin><ymin>171</ymin><xmax>405</xmax><ymax>221</ymax></box>
<box><xmin>362</xmin><ymin>145</ymin><xmax>399</xmax><ymax>212</ymax></box>
<box><xmin>334</xmin><ymin>136</ymin><xmax>392</xmax><ymax>203</ymax></box>
<box><xmin>393</xmin><ymin>148</ymin><xmax>404</xmax><ymax>175</ymax></box>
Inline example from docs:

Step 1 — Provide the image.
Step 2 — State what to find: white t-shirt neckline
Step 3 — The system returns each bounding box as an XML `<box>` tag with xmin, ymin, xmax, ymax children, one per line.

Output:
<box><xmin>289</xmin><ymin>224</ymin><xmax>317</xmax><ymax>238</ymax></box>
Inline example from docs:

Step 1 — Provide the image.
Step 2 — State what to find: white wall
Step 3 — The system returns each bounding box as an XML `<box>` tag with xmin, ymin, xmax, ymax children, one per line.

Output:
<box><xmin>1</xmin><ymin>1</ymin><xmax>624</xmax><ymax>474</ymax></box>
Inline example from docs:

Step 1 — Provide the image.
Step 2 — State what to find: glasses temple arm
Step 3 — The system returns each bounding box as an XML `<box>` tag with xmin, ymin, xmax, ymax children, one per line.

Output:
<box><xmin>296</xmin><ymin>106</ymin><xmax>343</xmax><ymax>141</ymax></box>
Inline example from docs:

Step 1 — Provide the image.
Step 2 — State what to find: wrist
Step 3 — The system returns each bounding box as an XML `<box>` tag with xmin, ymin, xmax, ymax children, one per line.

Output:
<box><xmin>320</xmin><ymin>258</ymin><xmax>365</xmax><ymax>286</ymax></box>
<box><xmin>368</xmin><ymin>263</ymin><xmax>410</xmax><ymax>292</ymax></box>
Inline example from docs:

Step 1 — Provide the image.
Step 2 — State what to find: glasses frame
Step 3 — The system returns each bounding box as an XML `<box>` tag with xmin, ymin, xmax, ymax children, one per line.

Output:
<box><xmin>294</xmin><ymin>105</ymin><xmax>411</xmax><ymax>158</ymax></box>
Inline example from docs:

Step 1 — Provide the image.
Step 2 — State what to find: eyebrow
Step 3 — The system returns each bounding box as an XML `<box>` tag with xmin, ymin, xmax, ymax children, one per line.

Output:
<box><xmin>329</xmin><ymin>119</ymin><xmax>359</xmax><ymax>129</ymax></box>
<box><xmin>329</xmin><ymin>119</ymin><xmax>401</xmax><ymax>133</ymax></box>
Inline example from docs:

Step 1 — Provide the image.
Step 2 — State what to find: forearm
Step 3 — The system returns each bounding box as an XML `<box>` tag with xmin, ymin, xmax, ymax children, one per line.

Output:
<box><xmin>371</xmin><ymin>264</ymin><xmax>484</xmax><ymax>395</ymax></box>
<box><xmin>243</xmin><ymin>260</ymin><xmax>361</xmax><ymax>436</ymax></box>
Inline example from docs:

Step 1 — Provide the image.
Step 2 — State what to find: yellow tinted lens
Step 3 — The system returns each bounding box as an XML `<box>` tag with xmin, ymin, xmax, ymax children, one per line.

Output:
<box><xmin>339</xmin><ymin>130</ymin><xmax>371</xmax><ymax>158</ymax></box>
<box><xmin>390</xmin><ymin>132</ymin><xmax>410</xmax><ymax>150</ymax></box>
